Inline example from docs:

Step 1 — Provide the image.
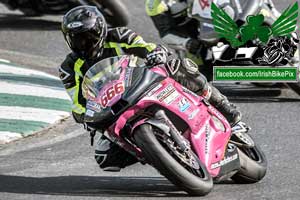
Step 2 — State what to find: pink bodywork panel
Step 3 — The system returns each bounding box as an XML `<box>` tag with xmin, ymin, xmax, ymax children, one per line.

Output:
<box><xmin>103</xmin><ymin>57</ymin><xmax>232</xmax><ymax>177</ymax></box>
<box><xmin>112</xmin><ymin>79</ymin><xmax>231</xmax><ymax>177</ymax></box>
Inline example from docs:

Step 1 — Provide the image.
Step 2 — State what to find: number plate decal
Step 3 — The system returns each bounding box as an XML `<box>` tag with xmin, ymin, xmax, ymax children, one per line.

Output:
<box><xmin>99</xmin><ymin>82</ymin><xmax>125</xmax><ymax>108</ymax></box>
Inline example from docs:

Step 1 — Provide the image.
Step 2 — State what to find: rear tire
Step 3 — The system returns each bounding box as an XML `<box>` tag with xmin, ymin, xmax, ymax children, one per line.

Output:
<box><xmin>134</xmin><ymin>124</ymin><xmax>213</xmax><ymax>196</ymax></box>
<box><xmin>287</xmin><ymin>83</ymin><xmax>300</xmax><ymax>96</ymax></box>
<box><xmin>232</xmin><ymin>144</ymin><xmax>267</xmax><ymax>183</ymax></box>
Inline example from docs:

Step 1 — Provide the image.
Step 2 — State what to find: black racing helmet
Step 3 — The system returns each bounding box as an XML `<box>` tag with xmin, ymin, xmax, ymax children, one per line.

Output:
<box><xmin>62</xmin><ymin>6</ymin><xmax>107</xmax><ymax>59</ymax></box>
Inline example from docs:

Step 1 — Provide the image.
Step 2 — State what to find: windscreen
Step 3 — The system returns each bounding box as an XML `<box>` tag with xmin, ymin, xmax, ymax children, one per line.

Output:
<box><xmin>82</xmin><ymin>55</ymin><xmax>145</xmax><ymax>100</ymax></box>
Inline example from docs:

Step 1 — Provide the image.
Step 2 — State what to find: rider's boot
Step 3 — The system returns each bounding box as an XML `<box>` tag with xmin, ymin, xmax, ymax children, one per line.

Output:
<box><xmin>205</xmin><ymin>84</ymin><xmax>242</xmax><ymax>126</ymax></box>
<box><xmin>166</xmin><ymin>58</ymin><xmax>241</xmax><ymax>126</ymax></box>
<box><xmin>94</xmin><ymin>135</ymin><xmax>137</xmax><ymax>172</ymax></box>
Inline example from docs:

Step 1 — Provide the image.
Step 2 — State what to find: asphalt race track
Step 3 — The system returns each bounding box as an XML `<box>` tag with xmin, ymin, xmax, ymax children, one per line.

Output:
<box><xmin>0</xmin><ymin>0</ymin><xmax>300</xmax><ymax>199</ymax></box>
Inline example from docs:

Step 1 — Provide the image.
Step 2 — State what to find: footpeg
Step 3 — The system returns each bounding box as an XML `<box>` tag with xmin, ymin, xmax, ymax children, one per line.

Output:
<box><xmin>231</xmin><ymin>122</ymin><xmax>254</xmax><ymax>147</ymax></box>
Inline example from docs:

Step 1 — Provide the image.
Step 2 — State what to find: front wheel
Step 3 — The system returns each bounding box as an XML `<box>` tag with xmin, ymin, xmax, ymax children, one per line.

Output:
<box><xmin>231</xmin><ymin>141</ymin><xmax>267</xmax><ymax>183</ymax></box>
<box><xmin>134</xmin><ymin>124</ymin><xmax>213</xmax><ymax>196</ymax></box>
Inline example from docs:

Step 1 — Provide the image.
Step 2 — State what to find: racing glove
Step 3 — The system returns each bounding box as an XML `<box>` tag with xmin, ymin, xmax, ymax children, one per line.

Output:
<box><xmin>146</xmin><ymin>45</ymin><xmax>170</xmax><ymax>66</ymax></box>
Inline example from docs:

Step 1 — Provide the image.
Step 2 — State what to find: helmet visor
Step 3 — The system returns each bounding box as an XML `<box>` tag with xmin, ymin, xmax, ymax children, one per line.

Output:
<box><xmin>66</xmin><ymin>30</ymin><xmax>104</xmax><ymax>56</ymax></box>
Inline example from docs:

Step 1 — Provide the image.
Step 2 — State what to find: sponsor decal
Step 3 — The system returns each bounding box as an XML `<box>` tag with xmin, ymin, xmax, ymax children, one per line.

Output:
<box><xmin>100</xmin><ymin>82</ymin><xmax>125</xmax><ymax>108</ymax></box>
<box><xmin>67</xmin><ymin>21</ymin><xmax>83</xmax><ymax>29</ymax></box>
<box><xmin>164</xmin><ymin>90</ymin><xmax>179</xmax><ymax>104</ymax></box>
<box><xmin>200</xmin><ymin>0</ymin><xmax>210</xmax><ymax>9</ymax></box>
<box><xmin>85</xmin><ymin>109</ymin><xmax>95</xmax><ymax>117</ymax></box>
<box><xmin>147</xmin><ymin>83</ymin><xmax>163</xmax><ymax>97</ymax></box>
<box><xmin>205</xmin><ymin>124</ymin><xmax>210</xmax><ymax>154</ymax></box>
<box><xmin>188</xmin><ymin>109</ymin><xmax>200</xmax><ymax>120</ymax></box>
<box><xmin>124</xmin><ymin>68</ymin><xmax>133</xmax><ymax>87</ymax></box>
<box><xmin>86</xmin><ymin>101</ymin><xmax>102</xmax><ymax>112</ymax></box>
<box><xmin>211</xmin><ymin>154</ymin><xmax>238</xmax><ymax>169</ymax></box>
<box><xmin>178</xmin><ymin>98</ymin><xmax>190</xmax><ymax>112</ymax></box>
<box><xmin>209</xmin><ymin>106</ymin><xmax>225</xmax><ymax>121</ymax></box>
<box><xmin>156</xmin><ymin>85</ymin><xmax>179</xmax><ymax>104</ymax></box>
<box><xmin>182</xmin><ymin>87</ymin><xmax>198</xmax><ymax>98</ymax></box>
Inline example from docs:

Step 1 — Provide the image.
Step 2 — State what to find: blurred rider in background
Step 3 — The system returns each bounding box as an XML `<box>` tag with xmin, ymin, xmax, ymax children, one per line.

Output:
<box><xmin>145</xmin><ymin>0</ymin><xmax>236</xmax><ymax>77</ymax></box>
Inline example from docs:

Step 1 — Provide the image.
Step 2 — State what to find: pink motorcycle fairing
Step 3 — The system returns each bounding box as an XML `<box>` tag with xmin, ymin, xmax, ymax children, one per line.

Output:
<box><xmin>82</xmin><ymin>55</ymin><xmax>232</xmax><ymax>177</ymax></box>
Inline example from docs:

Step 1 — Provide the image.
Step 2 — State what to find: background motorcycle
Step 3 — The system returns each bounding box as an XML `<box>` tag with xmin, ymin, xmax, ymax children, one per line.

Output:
<box><xmin>81</xmin><ymin>55</ymin><xmax>267</xmax><ymax>196</ymax></box>
<box><xmin>179</xmin><ymin>0</ymin><xmax>300</xmax><ymax>95</ymax></box>
<box><xmin>0</xmin><ymin>0</ymin><xmax>129</xmax><ymax>27</ymax></box>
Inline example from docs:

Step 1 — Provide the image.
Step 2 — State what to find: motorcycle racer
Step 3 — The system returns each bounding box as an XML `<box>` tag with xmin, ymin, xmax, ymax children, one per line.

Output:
<box><xmin>58</xmin><ymin>5</ymin><xmax>241</xmax><ymax>171</ymax></box>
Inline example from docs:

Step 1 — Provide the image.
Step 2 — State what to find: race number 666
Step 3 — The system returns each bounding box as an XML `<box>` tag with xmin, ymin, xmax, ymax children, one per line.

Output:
<box><xmin>100</xmin><ymin>82</ymin><xmax>124</xmax><ymax>108</ymax></box>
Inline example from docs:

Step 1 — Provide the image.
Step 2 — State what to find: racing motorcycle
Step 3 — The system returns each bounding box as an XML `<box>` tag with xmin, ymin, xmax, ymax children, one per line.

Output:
<box><xmin>0</xmin><ymin>0</ymin><xmax>129</xmax><ymax>27</ymax></box>
<box><xmin>179</xmin><ymin>0</ymin><xmax>300</xmax><ymax>95</ymax></box>
<box><xmin>81</xmin><ymin>55</ymin><xmax>267</xmax><ymax>196</ymax></box>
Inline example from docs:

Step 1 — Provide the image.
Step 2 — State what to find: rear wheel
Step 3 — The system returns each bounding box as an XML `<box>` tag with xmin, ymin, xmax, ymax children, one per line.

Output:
<box><xmin>96</xmin><ymin>0</ymin><xmax>129</xmax><ymax>27</ymax></box>
<box><xmin>134</xmin><ymin>124</ymin><xmax>213</xmax><ymax>196</ymax></box>
<box><xmin>287</xmin><ymin>83</ymin><xmax>300</xmax><ymax>96</ymax></box>
<box><xmin>231</xmin><ymin>137</ymin><xmax>267</xmax><ymax>183</ymax></box>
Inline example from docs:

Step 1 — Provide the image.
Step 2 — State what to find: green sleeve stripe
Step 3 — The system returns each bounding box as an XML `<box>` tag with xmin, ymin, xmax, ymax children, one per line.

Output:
<box><xmin>107</xmin><ymin>42</ymin><xmax>123</xmax><ymax>56</ymax></box>
<box><xmin>72</xmin><ymin>58</ymin><xmax>86</xmax><ymax>114</ymax></box>
<box><xmin>119</xmin><ymin>43</ymin><xmax>156</xmax><ymax>52</ymax></box>
<box><xmin>106</xmin><ymin>40</ymin><xmax>156</xmax><ymax>54</ymax></box>
<box><xmin>131</xmin><ymin>36</ymin><xmax>157</xmax><ymax>51</ymax></box>
<box><xmin>146</xmin><ymin>0</ymin><xmax>168</xmax><ymax>16</ymax></box>
<box><xmin>118</xmin><ymin>36</ymin><xmax>156</xmax><ymax>52</ymax></box>
<box><xmin>74</xmin><ymin>58</ymin><xmax>84</xmax><ymax>77</ymax></box>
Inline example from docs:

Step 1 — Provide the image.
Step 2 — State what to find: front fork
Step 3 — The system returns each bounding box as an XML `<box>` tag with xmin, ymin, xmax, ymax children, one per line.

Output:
<box><xmin>153</xmin><ymin>110</ymin><xmax>191</xmax><ymax>152</ymax></box>
<box><xmin>230</xmin><ymin>122</ymin><xmax>255</xmax><ymax>148</ymax></box>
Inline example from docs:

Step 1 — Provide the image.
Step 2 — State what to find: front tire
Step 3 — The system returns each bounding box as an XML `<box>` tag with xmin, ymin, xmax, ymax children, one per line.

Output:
<box><xmin>134</xmin><ymin>124</ymin><xmax>213</xmax><ymax>196</ymax></box>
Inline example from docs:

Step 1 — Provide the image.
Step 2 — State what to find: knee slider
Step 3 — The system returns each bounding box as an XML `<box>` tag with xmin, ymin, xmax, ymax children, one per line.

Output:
<box><xmin>95</xmin><ymin>153</ymin><xmax>108</xmax><ymax>168</ymax></box>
